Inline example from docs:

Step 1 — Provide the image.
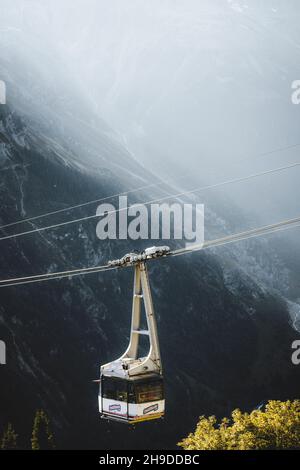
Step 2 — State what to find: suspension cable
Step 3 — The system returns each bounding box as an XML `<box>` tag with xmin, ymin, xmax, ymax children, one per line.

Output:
<box><xmin>2</xmin><ymin>141</ymin><xmax>300</xmax><ymax>231</ymax></box>
<box><xmin>0</xmin><ymin>162</ymin><xmax>298</xmax><ymax>243</ymax></box>
<box><xmin>0</xmin><ymin>215</ymin><xmax>300</xmax><ymax>288</ymax></box>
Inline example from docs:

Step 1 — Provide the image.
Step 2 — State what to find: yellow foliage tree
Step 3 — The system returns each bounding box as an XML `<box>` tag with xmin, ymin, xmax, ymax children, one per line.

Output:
<box><xmin>178</xmin><ymin>400</ymin><xmax>300</xmax><ymax>450</ymax></box>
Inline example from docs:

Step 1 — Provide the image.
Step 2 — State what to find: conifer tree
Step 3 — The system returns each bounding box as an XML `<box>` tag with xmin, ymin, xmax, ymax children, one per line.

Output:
<box><xmin>31</xmin><ymin>410</ymin><xmax>55</xmax><ymax>450</ymax></box>
<box><xmin>1</xmin><ymin>423</ymin><xmax>18</xmax><ymax>450</ymax></box>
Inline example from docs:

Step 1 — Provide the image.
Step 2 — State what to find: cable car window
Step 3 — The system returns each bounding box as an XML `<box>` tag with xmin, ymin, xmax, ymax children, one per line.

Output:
<box><xmin>135</xmin><ymin>380</ymin><xmax>164</xmax><ymax>404</ymax></box>
<box><xmin>102</xmin><ymin>377</ymin><xmax>128</xmax><ymax>402</ymax></box>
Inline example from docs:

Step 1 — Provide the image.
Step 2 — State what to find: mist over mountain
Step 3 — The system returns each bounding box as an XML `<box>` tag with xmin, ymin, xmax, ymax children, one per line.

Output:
<box><xmin>1</xmin><ymin>1</ymin><xmax>300</xmax><ymax>229</ymax></box>
<box><xmin>0</xmin><ymin>0</ymin><xmax>299</xmax><ymax>449</ymax></box>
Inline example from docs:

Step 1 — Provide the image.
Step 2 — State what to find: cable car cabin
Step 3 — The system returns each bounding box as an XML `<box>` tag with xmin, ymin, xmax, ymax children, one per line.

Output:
<box><xmin>98</xmin><ymin>260</ymin><xmax>165</xmax><ymax>424</ymax></box>
<box><xmin>99</xmin><ymin>373</ymin><xmax>164</xmax><ymax>423</ymax></box>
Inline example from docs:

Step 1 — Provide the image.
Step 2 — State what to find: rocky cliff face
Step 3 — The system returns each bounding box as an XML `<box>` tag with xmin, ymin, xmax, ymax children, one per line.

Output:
<box><xmin>0</xmin><ymin>96</ymin><xmax>299</xmax><ymax>449</ymax></box>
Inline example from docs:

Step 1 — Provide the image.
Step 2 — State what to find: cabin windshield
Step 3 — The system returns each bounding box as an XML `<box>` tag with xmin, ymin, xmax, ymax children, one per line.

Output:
<box><xmin>101</xmin><ymin>377</ymin><xmax>128</xmax><ymax>402</ymax></box>
<box><xmin>101</xmin><ymin>376</ymin><xmax>164</xmax><ymax>404</ymax></box>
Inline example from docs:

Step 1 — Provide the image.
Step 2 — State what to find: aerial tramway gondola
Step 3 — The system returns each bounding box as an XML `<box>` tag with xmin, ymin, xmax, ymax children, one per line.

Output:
<box><xmin>98</xmin><ymin>246</ymin><xmax>170</xmax><ymax>424</ymax></box>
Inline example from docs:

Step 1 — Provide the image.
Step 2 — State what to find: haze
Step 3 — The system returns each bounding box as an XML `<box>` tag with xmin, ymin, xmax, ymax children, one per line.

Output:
<box><xmin>1</xmin><ymin>0</ymin><xmax>300</xmax><ymax>223</ymax></box>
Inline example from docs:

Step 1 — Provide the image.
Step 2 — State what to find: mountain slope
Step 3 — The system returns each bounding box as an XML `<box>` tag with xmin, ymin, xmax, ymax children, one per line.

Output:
<box><xmin>0</xmin><ymin>100</ymin><xmax>299</xmax><ymax>449</ymax></box>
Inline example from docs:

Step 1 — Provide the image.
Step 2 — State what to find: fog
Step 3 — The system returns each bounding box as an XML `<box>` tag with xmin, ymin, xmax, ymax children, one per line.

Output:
<box><xmin>1</xmin><ymin>0</ymin><xmax>300</xmax><ymax>224</ymax></box>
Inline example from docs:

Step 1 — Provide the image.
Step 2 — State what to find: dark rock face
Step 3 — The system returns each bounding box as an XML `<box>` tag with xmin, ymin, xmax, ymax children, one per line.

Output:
<box><xmin>0</xmin><ymin>104</ymin><xmax>299</xmax><ymax>449</ymax></box>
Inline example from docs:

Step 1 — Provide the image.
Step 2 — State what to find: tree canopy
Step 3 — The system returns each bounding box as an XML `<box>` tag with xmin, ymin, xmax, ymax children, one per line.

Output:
<box><xmin>178</xmin><ymin>400</ymin><xmax>300</xmax><ymax>450</ymax></box>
